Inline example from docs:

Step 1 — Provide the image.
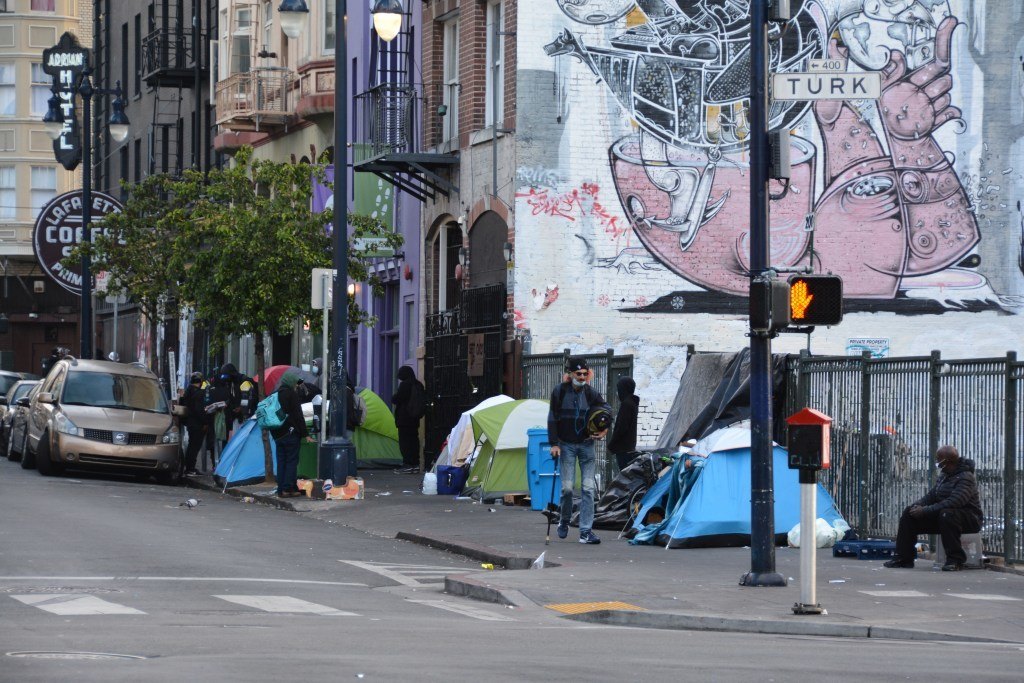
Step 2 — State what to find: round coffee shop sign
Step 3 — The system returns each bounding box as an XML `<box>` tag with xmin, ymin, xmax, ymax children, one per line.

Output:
<box><xmin>33</xmin><ymin>190</ymin><xmax>123</xmax><ymax>295</ymax></box>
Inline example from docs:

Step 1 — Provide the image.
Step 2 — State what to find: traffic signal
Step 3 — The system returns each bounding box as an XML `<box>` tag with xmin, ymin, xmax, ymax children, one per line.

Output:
<box><xmin>787</xmin><ymin>274</ymin><xmax>844</xmax><ymax>326</ymax></box>
<box><xmin>749</xmin><ymin>279</ymin><xmax>791</xmax><ymax>333</ymax></box>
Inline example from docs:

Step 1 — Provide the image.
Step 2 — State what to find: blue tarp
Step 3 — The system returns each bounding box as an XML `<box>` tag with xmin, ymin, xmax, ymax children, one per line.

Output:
<box><xmin>630</xmin><ymin>444</ymin><xmax>846</xmax><ymax>548</ymax></box>
<box><xmin>214</xmin><ymin>419</ymin><xmax>277</xmax><ymax>487</ymax></box>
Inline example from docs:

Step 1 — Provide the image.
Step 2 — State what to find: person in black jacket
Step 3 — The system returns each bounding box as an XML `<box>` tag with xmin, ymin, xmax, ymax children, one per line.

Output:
<box><xmin>884</xmin><ymin>445</ymin><xmax>984</xmax><ymax>571</ymax></box>
<box><xmin>272</xmin><ymin>371</ymin><xmax>310</xmax><ymax>497</ymax></box>
<box><xmin>547</xmin><ymin>357</ymin><xmax>609</xmax><ymax>545</ymax></box>
<box><xmin>179</xmin><ymin>372</ymin><xmax>208</xmax><ymax>475</ymax></box>
<box><xmin>392</xmin><ymin>365</ymin><xmax>424</xmax><ymax>473</ymax></box>
<box><xmin>608</xmin><ymin>376</ymin><xmax>639</xmax><ymax>470</ymax></box>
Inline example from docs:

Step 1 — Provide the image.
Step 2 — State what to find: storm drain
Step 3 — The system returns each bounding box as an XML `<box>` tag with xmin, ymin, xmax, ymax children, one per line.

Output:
<box><xmin>6</xmin><ymin>651</ymin><xmax>146</xmax><ymax>661</ymax></box>
<box><xmin>545</xmin><ymin>601</ymin><xmax>646</xmax><ymax>615</ymax></box>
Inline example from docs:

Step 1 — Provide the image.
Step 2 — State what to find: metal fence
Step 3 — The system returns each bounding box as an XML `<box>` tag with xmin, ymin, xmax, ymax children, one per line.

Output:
<box><xmin>522</xmin><ymin>349</ymin><xmax>634</xmax><ymax>491</ymax></box>
<box><xmin>787</xmin><ymin>350</ymin><xmax>1023</xmax><ymax>563</ymax></box>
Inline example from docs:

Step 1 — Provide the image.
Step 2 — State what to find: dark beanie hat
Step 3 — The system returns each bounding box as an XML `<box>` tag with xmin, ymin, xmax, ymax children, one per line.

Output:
<box><xmin>567</xmin><ymin>357</ymin><xmax>588</xmax><ymax>372</ymax></box>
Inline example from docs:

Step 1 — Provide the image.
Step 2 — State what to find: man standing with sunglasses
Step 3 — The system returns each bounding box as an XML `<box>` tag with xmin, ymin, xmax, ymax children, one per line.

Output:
<box><xmin>547</xmin><ymin>357</ymin><xmax>609</xmax><ymax>545</ymax></box>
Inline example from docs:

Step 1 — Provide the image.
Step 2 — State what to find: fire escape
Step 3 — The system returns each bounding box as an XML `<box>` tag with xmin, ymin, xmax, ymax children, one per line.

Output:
<box><xmin>353</xmin><ymin>9</ymin><xmax>457</xmax><ymax>202</ymax></box>
<box><xmin>141</xmin><ymin>1</ymin><xmax>204</xmax><ymax>177</ymax></box>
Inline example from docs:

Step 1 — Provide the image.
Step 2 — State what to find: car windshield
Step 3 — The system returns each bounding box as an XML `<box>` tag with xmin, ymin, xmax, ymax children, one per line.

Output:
<box><xmin>0</xmin><ymin>375</ymin><xmax>18</xmax><ymax>396</ymax></box>
<box><xmin>10</xmin><ymin>383</ymin><xmax>37</xmax><ymax>402</ymax></box>
<box><xmin>61</xmin><ymin>372</ymin><xmax>168</xmax><ymax>413</ymax></box>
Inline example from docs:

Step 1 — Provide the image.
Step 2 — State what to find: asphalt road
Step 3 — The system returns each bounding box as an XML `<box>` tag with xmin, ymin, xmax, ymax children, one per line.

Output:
<box><xmin>2</xmin><ymin>461</ymin><xmax>1022</xmax><ymax>682</ymax></box>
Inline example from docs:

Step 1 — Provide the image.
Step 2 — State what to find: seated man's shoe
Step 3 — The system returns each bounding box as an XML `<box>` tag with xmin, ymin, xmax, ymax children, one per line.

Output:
<box><xmin>883</xmin><ymin>558</ymin><xmax>915</xmax><ymax>568</ymax></box>
<box><xmin>941</xmin><ymin>561</ymin><xmax>965</xmax><ymax>572</ymax></box>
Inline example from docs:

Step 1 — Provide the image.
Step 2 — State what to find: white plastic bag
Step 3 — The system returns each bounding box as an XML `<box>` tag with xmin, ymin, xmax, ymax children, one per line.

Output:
<box><xmin>421</xmin><ymin>472</ymin><xmax>437</xmax><ymax>495</ymax></box>
<box><xmin>788</xmin><ymin>518</ymin><xmax>849</xmax><ymax>548</ymax></box>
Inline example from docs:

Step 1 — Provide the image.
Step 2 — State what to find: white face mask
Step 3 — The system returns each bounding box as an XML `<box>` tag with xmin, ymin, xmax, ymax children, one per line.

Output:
<box><xmin>312</xmin><ymin>366</ymin><xmax>320</xmax><ymax>376</ymax></box>
<box><xmin>572</xmin><ymin>377</ymin><xmax>586</xmax><ymax>388</ymax></box>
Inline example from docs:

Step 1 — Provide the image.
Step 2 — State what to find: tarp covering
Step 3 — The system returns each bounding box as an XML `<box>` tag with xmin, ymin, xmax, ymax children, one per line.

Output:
<box><xmin>463</xmin><ymin>399</ymin><xmax>548</xmax><ymax>501</ymax></box>
<box><xmin>433</xmin><ymin>394</ymin><xmax>514</xmax><ymax>470</ymax></box>
<box><xmin>582</xmin><ymin>449</ymin><xmax>671</xmax><ymax>530</ymax></box>
<box><xmin>214</xmin><ymin>419</ymin><xmax>276</xmax><ymax>487</ymax></box>
<box><xmin>655</xmin><ymin>353</ymin><xmax>737</xmax><ymax>450</ymax></box>
<box><xmin>631</xmin><ymin>425</ymin><xmax>847</xmax><ymax>548</ymax></box>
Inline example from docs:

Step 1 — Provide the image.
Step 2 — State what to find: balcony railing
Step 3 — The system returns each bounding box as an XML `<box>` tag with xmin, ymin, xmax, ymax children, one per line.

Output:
<box><xmin>215</xmin><ymin>67</ymin><xmax>294</xmax><ymax>131</ymax></box>
<box><xmin>354</xmin><ymin>84</ymin><xmax>420</xmax><ymax>163</ymax></box>
<box><xmin>141</xmin><ymin>28</ymin><xmax>202</xmax><ymax>86</ymax></box>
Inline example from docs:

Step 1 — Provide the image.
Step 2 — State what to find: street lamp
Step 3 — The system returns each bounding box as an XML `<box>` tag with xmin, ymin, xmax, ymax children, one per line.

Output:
<box><xmin>44</xmin><ymin>75</ymin><xmax>130</xmax><ymax>359</ymax></box>
<box><xmin>278</xmin><ymin>0</ymin><xmax>402</xmax><ymax>482</ymax></box>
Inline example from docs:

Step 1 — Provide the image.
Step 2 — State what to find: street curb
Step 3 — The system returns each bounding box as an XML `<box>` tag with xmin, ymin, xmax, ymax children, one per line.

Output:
<box><xmin>562</xmin><ymin>610</ymin><xmax>1020</xmax><ymax>643</ymax></box>
<box><xmin>443</xmin><ymin>575</ymin><xmax>517</xmax><ymax>606</ymax></box>
<box><xmin>396</xmin><ymin>531</ymin><xmax>542</xmax><ymax>570</ymax></box>
<box><xmin>182</xmin><ymin>476</ymin><xmax>298</xmax><ymax>512</ymax></box>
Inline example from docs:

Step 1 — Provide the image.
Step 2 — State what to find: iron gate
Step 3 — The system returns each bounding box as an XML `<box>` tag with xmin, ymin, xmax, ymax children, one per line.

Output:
<box><xmin>423</xmin><ymin>284</ymin><xmax>505</xmax><ymax>466</ymax></box>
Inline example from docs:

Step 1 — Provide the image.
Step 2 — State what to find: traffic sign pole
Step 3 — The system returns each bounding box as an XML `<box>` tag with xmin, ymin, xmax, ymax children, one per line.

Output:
<box><xmin>741</xmin><ymin>0</ymin><xmax>785</xmax><ymax>589</ymax></box>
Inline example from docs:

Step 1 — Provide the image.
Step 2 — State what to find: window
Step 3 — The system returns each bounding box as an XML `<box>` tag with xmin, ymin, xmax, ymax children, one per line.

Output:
<box><xmin>0</xmin><ymin>63</ymin><xmax>14</xmax><ymax>116</ymax></box>
<box><xmin>261</xmin><ymin>0</ymin><xmax>272</xmax><ymax>54</ymax></box>
<box><xmin>134</xmin><ymin>14</ymin><xmax>141</xmax><ymax>95</ymax></box>
<box><xmin>0</xmin><ymin>1</ymin><xmax>9</xmax><ymax>13</ymax></box>
<box><xmin>0</xmin><ymin>166</ymin><xmax>14</xmax><ymax>219</ymax></box>
<box><xmin>441</xmin><ymin>20</ymin><xmax>459</xmax><ymax>142</ymax></box>
<box><xmin>121</xmin><ymin>23</ymin><xmax>128</xmax><ymax>97</ymax></box>
<box><xmin>324</xmin><ymin>3</ymin><xmax>335</xmax><ymax>54</ymax></box>
<box><xmin>30</xmin><ymin>166</ymin><xmax>56</xmax><ymax>215</ymax></box>
<box><xmin>231</xmin><ymin>7</ymin><xmax>252</xmax><ymax>74</ymax></box>
<box><xmin>133</xmin><ymin>138</ymin><xmax>142</xmax><ymax>182</ymax></box>
<box><xmin>404</xmin><ymin>299</ymin><xmax>415</xmax><ymax>361</ymax></box>
<box><xmin>484</xmin><ymin>1</ymin><xmax>504</xmax><ymax>127</ymax></box>
<box><xmin>31</xmin><ymin>0</ymin><xmax>56</xmax><ymax>11</ymax></box>
<box><xmin>31</xmin><ymin>63</ymin><xmax>50</xmax><ymax>117</ymax></box>
<box><xmin>119</xmin><ymin>145</ymin><xmax>129</xmax><ymax>200</ymax></box>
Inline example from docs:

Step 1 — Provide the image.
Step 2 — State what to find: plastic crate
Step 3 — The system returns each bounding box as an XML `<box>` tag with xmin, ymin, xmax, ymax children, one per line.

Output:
<box><xmin>832</xmin><ymin>539</ymin><xmax>900</xmax><ymax>560</ymax></box>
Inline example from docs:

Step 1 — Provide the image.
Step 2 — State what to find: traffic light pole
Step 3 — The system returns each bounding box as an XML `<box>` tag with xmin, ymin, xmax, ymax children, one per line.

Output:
<box><xmin>741</xmin><ymin>0</ymin><xmax>786</xmax><ymax>588</ymax></box>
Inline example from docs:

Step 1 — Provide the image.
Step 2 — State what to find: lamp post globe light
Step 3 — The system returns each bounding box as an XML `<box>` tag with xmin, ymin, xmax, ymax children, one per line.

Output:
<box><xmin>44</xmin><ymin>76</ymin><xmax>129</xmax><ymax>359</ymax></box>
<box><xmin>277</xmin><ymin>0</ymin><xmax>402</xmax><ymax>482</ymax></box>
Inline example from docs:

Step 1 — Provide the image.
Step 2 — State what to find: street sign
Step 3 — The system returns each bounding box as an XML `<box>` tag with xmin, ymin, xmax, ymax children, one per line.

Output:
<box><xmin>310</xmin><ymin>268</ymin><xmax>336</xmax><ymax>310</ymax></box>
<box><xmin>353</xmin><ymin>237</ymin><xmax>395</xmax><ymax>258</ymax></box>
<box><xmin>42</xmin><ymin>32</ymin><xmax>89</xmax><ymax>171</ymax></box>
<box><xmin>772</xmin><ymin>72</ymin><xmax>881</xmax><ymax>101</ymax></box>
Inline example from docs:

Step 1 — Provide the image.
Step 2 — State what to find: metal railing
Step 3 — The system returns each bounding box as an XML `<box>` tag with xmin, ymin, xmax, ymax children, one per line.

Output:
<box><xmin>141</xmin><ymin>28</ymin><xmax>200</xmax><ymax>78</ymax></box>
<box><xmin>353</xmin><ymin>83</ymin><xmax>419</xmax><ymax>162</ymax></box>
<box><xmin>214</xmin><ymin>67</ymin><xmax>293</xmax><ymax>129</ymax></box>
<box><xmin>522</xmin><ymin>349</ymin><xmax>635</xmax><ymax>491</ymax></box>
<box><xmin>787</xmin><ymin>350</ymin><xmax>1024</xmax><ymax>563</ymax></box>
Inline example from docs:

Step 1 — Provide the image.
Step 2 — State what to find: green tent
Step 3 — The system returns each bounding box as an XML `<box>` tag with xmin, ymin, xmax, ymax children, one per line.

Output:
<box><xmin>353</xmin><ymin>388</ymin><xmax>402</xmax><ymax>465</ymax></box>
<box><xmin>464</xmin><ymin>399</ymin><xmax>549</xmax><ymax>501</ymax></box>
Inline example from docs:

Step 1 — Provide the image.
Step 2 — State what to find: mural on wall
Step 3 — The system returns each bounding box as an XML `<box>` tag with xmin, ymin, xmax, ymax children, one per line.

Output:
<box><xmin>536</xmin><ymin>0</ymin><xmax>1024</xmax><ymax>314</ymax></box>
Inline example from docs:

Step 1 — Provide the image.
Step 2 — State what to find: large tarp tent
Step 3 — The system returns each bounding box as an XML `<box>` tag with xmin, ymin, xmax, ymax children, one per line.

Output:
<box><xmin>432</xmin><ymin>394</ymin><xmax>514</xmax><ymax>470</ymax></box>
<box><xmin>463</xmin><ymin>399</ymin><xmax>548</xmax><ymax>501</ymax></box>
<box><xmin>351</xmin><ymin>388</ymin><xmax>402</xmax><ymax>466</ymax></box>
<box><xmin>214</xmin><ymin>419</ymin><xmax>276</xmax><ymax>487</ymax></box>
<box><xmin>632</xmin><ymin>424</ymin><xmax>847</xmax><ymax>548</ymax></box>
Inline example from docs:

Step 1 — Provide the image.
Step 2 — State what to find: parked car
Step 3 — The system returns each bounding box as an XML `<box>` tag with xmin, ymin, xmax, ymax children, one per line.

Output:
<box><xmin>8</xmin><ymin>384</ymin><xmax>40</xmax><ymax>464</ymax></box>
<box><xmin>1</xmin><ymin>380</ymin><xmax>40</xmax><ymax>456</ymax></box>
<box><xmin>25</xmin><ymin>358</ymin><xmax>184</xmax><ymax>483</ymax></box>
<box><xmin>0</xmin><ymin>370</ymin><xmax>41</xmax><ymax>398</ymax></box>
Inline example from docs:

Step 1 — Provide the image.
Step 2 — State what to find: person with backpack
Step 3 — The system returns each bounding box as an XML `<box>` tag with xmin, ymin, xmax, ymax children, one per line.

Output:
<box><xmin>179</xmin><ymin>372</ymin><xmax>209</xmax><ymax>476</ymax></box>
<box><xmin>269</xmin><ymin>371</ymin><xmax>309</xmax><ymax>498</ymax></box>
<box><xmin>392</xmin><ymin>365</ymin><xmax>426</xmax><ymax>473</ymax></box>
<box><xmin>547</xmin><ymin>357</ymin><xmax>610</xmax><ymax>545</ymax></box>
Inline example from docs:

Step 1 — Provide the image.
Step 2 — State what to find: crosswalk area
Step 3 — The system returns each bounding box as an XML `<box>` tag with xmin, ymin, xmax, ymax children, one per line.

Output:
<box><xmin>338</xmin><ymin>560</ymin><xmax>466</xmax><ymax>587</ymax></box>
<box><xmin>9</xmin><ymin>592</ymin><xmax>361</xmax><ymax>617</ymax></box>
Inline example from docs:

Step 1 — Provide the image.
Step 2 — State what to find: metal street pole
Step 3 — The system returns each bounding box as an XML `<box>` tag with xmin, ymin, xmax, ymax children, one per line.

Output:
<box><xmin>741</xmin><ymin>0</ymin><xmax>785</xmax><ymax>588</ymax></box>
<box><xmin>80</xmin><ymin>74</ymin><xmax>93</xmax><ymax>360</ymax></box>
<box><xmin>320</xmin><ymin>0</ymin><xmax>357</xmax><ymax>482</ymax></box>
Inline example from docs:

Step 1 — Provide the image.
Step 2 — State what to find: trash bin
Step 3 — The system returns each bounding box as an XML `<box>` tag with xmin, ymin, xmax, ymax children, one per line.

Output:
<box><xmin>298</xmin><ymin>439</ymin><xmax>318</xmax><ymax>479</ymax></box>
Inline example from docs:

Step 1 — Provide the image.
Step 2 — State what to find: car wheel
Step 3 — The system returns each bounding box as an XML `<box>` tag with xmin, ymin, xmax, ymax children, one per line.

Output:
<box><xmin>34</xmin><ymin>432</ymin><xmax>63</xmax><ymax>476</ymax></box>
<box><xmin>154</xmin><ymin>469</ymin><xmax>178</xmax><ymax>486</ymax></box>
<box><xmin>18</xmin><ymin>433</ymin><xmax>34</xmax><ymax>469</ymax></box>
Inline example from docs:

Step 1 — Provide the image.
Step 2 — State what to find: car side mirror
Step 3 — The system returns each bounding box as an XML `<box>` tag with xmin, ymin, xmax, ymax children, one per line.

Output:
<box><xmin>16</xmin><ymin>397</ymin><xmax>30</xmax><ymax>407</ymax></box>
<box><xmin>172</xmin><ymin>405</ymin><xmax>187</xmax><ymax>417</ymax></box>
<box><xmin>37</xmin><ymin>392</ymin><xmax>56</xmax><ymax>404</ymax></box>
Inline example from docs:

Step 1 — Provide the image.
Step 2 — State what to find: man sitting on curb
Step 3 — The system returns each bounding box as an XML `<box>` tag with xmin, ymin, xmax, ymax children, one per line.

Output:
<box><xmin>884</xmin><ymin>445</ymin><xmax>983</xmax><ymax>572</ymax></box>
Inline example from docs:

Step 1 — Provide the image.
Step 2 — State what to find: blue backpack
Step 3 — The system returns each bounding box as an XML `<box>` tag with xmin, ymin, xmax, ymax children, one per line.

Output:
<box><xmin>255</xmin><ymin>391</ymin><xmax>287</xmax><ymax>430</ymax></box>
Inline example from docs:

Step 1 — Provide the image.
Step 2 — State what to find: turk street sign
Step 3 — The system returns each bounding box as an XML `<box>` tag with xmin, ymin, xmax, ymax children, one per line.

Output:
<box><xmin>42</xmin><ymin>32</ymin><xmax>89</xmax><ymax>171</ymax></box>
<box><xmin>33</xmin><ymin>190</ymin><xmax>123</xmax><ymax>295</ymax></box>
<box><xmin>771</xmin><ymin>71</ymin><xmax>881</xmax><ymax>101</ymax></box>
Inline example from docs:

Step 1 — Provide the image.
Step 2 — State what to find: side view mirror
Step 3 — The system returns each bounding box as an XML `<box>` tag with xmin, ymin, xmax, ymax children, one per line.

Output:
<box><xmin>172</xmin><ymin>405</ymin><xmax>187</xmax><ymax>417</ymax></box>
<box><xmin>16</xmin><ymin>397</ymin><xmax>30</xmax><ymax>407</ymax></box>
<box><xmin>0</xmin><ymin>397</ymin><xmax>6</xmax><ymax>406</ymax></box>
<box><xmin>37</xmin><ymin>392</ymin><xmax>56</xmax><ymax>404</ymax></box>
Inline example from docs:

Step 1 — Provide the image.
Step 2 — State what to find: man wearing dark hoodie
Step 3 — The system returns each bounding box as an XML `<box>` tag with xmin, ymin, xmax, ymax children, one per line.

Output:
<box><xmin>272</xmin><ymin>371</ymin><xmax>310</xmax><ymax>497</ymax></box>
<box><xmin>608</xmin><ymin>376</ymin><xmax>639</xmax><ymax>470</ymax></box>
<box><xmin>392</xmin><ymin>365</ymin><xmax>425</xmax><ymax>473</ymax></box>
<box><xmin>884</xmin><ymin>445</ymin><xmax>983</xmax><ymax>571</ymax></box>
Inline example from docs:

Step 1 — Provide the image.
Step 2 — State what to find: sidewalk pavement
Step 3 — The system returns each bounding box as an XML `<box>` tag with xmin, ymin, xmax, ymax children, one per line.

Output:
<box><xmin>185</xmin><ymin>469</ymin><xmax>1024</xmax><ymax>644</ymax></box>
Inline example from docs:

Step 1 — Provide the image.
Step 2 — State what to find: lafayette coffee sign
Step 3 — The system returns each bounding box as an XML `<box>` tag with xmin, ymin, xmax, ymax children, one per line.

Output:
<box><xmin>33</xmin><ymin>190</ymin><xmax>123</xmax><ymax>295</ymax></box>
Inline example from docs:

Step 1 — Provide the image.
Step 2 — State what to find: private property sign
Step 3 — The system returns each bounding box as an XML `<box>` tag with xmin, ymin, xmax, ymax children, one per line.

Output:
<box><xmin>771</xmin><ymin>72</ymin><xmax>881</xmax><ymax>101</ymax></box>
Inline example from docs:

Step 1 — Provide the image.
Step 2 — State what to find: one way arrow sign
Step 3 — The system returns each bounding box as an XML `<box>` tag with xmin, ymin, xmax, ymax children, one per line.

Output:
<box><xmin>771</xmin><ymin>72</ymin><xmax>882</xmax><ymax>101</ymax></box>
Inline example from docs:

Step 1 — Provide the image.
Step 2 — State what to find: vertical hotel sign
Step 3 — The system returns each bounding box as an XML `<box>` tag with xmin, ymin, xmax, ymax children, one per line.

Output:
<box><xmin>42</xmin><ymin>32</ymin><xmax>89</xmax><ymax>171</ymax></box>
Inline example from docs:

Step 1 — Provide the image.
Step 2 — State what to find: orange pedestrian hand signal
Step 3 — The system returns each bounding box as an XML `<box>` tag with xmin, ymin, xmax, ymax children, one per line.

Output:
<box><xmin>790</xmin><ymin>280</ymin><xmax>814</xmax><ymax>320</ymax></box>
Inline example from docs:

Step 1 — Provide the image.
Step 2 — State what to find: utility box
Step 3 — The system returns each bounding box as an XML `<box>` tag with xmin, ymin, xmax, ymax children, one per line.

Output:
<box><xmin>786</xmin><ymin>408</ymin><xmax>832</xmax><ymax>470</ymax></box>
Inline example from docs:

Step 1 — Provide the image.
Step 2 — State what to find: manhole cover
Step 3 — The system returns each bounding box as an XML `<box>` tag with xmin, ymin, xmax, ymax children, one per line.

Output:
<box><xmin>0</xmin><ymin>587</ymin><xmax>120</xmax><ymax>594</ymax></box>
<box><xmin>6</xmin><ymin>651</ymin><xmax>146</xmax><ymax>661</ymax></box>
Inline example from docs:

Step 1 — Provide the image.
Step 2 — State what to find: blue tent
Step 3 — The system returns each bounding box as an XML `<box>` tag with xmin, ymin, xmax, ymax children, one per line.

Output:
<box><xmin>630</xmin><ymin>441</ymin><xmax>846</xmax><ymax>549</ymax></box>
<box><xmin>214</xmin><ymin>419</ymin><xmax>277</xmax><ymax>487</ymax></box>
